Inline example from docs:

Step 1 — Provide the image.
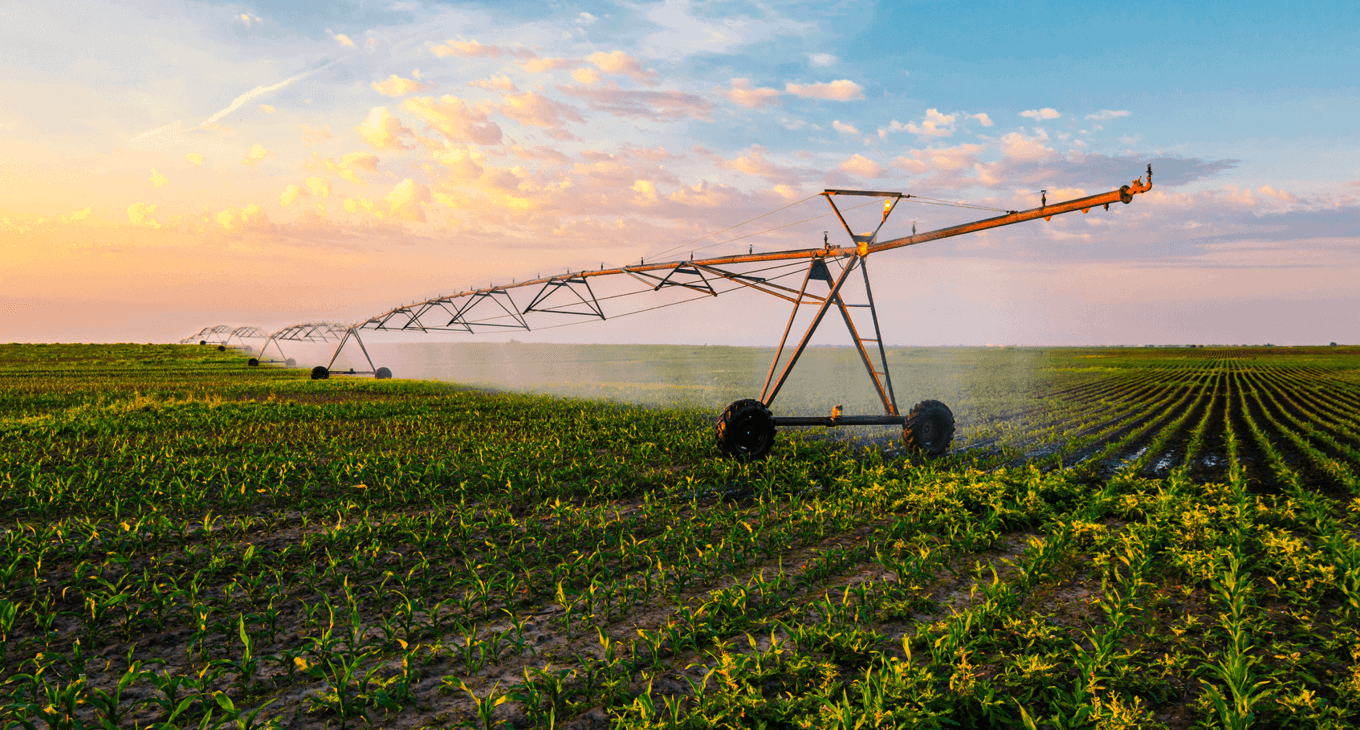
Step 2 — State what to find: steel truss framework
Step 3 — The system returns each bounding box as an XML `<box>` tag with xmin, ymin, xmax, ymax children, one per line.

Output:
<box><xmin>187</xmin><ymin>168</ymin><xmax>1154</xmax><ymax>405</ymax></box>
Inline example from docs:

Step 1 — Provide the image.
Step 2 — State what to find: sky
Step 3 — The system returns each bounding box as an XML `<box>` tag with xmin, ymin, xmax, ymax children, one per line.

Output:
<box><xmin>1</xmin><ymin>0</ymin><xmax>1357</xmax><ymax>347</ymax></box>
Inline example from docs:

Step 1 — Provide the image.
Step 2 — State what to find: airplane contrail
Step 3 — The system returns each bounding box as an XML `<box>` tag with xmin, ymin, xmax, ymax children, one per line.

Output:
<box><xmin>198</xmin><ymin>60</ymin><xmax>338</xmax><ymax>128</ymax></box>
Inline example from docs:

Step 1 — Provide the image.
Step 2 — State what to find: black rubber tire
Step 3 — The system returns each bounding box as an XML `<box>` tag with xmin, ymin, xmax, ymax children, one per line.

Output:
<box><xmin>375</xmin><ymin>367</ymin><xmax>392</xmax><ymax>379</ymax></box>
<box><xmin>310</xmin><ymin>366</ymin><xmax>330</xmax><ymax>380</ymax></box>
<box><xmin>247</xmin><ymin>358</ymin><xmax>259</xmax><ymax>367</ymax></box>
<box><xmin>217</xmin><ymin>345</ymin><xmax>226</xmax><ymax>352</ymax></box>
<box><xmin>285</xmin><ymin>358</ymin><xmax>296</xmax><ymax>368</ymax></box>
<box><xmin>715</xmin><ymin>398</ymin><xmax>776</xmax><ymax>459</ymax></box>
<box><xmin>199</xmin><ymin>340</ymin><xmax>206</xmax><ymax>346</ymax></box>
<box><xmin>903</xmin><ymin>399</ymin><xmax>954</xmax><ymax>457</ymax></box>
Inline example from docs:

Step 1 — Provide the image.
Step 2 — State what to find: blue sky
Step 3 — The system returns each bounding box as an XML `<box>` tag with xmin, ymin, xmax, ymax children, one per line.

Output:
<box><xmin>1</xmin><ymin>0</ymin><xmax>1356</xmax><ymax>345</ymax></box>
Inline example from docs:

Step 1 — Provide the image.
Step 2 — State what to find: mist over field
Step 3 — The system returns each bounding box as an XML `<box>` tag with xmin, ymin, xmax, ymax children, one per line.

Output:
<box><xmin>366</xmin><ymin>342</ymin><xmax>1055</xmax><ymax>444</ymax></box>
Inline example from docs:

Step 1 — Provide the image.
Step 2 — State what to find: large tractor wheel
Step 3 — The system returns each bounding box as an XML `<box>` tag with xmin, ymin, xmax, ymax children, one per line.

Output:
<box><xmin>716</xmin><ymin>399</ymin><xmax>776</xmax><ymax>459</ymax></box>
<box><xmin>903</xmin><ymin>399</ymin><xmax>954</xmax><ymax>457</ymax></box>
<box><xmin>375</xmin><ymin>367</ymin><xmax>392</xmax><ymax>379</ymax></box>
<box><xmin>310</xmin><ymin>366</ymin><xmax>330</xmax><ymax>380</ymax></box>
<box><xmin>285</xmin><ymin>358</ymin><xmax>296</xmax><ymax>367</ymax></box>
<box><xmin>217</xmin><ymin>345</ymin><xmax>226</xmax><ymax>352</ymax></box>
<box><xmin>247</xmin><ymin>358</ymin><xmax>259</xmax><ymax>367</ymax></box>
<box><xmin>199</xmin><ymin>340</ymin><xmax>207</xmax><ymax>346</ymax></box>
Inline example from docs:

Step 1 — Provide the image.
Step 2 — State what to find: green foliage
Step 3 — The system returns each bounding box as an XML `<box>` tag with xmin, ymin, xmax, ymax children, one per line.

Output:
<box><xmin>1</xmin><ymin>343</ymin><xmax>1360</xmax><ymax>729</ymax></box>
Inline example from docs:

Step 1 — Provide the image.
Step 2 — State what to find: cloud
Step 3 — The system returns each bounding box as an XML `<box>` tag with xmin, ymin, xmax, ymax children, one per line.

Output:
<box><xmin>572</xmin><ymin>67</ymin><xmax>602</xmax><ymax>85</ymax></box>
<box><xmin>315</xmin><ymin>151</ymin><xmax>380</xmax><ymax>183</ymax></box>
<box><xmin>719</xmin><ymin>78</ymin><xmax>780</xmax><ymax>109</ymax></box>
<box><xmin>186</xmin><ymin>153</ymin><xmax>204</xmax><ymax>165</ymax></box>
<box><xmin>578</xmin><ymin>12</ymin><xmax>597</xmax><ymax>25</ymax></box>
<box><xmin>999</xmin><ymin>131</ymin><xmax>1057</xmax><ymax>162</ymax></box>
<box><xmin>241</xmin><ymin>143</ymin><xmax>272</xmax><ymax>166</ymax></box>
<box><xmin>808</xmin><ymin>53</ymin><xmax>836</xmax><ymax>67</ymax></box>
<box><xmin>522</xmin><ymin>57</ymin><xmax>576</xmax><ymax>73</ymax></box>
<box><xmin>1020</xmin><ymin>108</ymin><xmax>1061</xmax><ymax>120</ymax></box>
<box><xmin>832</xmin><ymin>120</ymin><xmax>859</xmax><ymax>135</ymax></box>
<box><xmin>587</xmin><ymin>51</ymin><xmax>657</xmax><ymax>85</ymax></box>
<box><xmin>215</xmin><ymin>204</ymin><xmax>269</xmax><ymax>233</ymax></box>
<box><xmin>640</xmin><ymin>0</ymin><xmax>811</xmax><ymax>60</ymax></box>
<box><xmin>1086</xmin><ymin>109</ymin><xmax>1130</xmax><ymax>121</ymax></box>
<box><xmin>431</xmin><ymin>39</ymin><xmax>534</xmax><ymax>59</ymax></box>
<box><xmin>720</xmin><ymin>144</ymin><xmax>801</xmax><ymax>180</ymax></box>
<box><xmin>469</xmin><ymin>75</ymin><xmax>517</xmax><ymax>91</ymax></box>
<box><xmin>385</xmin><ymin>179</ymin><xmax>430</xmax><ymax>222</ymax></box>
<box><xmin>239</xmin><ymin>13</ymin><xmax>262</xmax><ymax>27</ymax></box>
<box><xmin>335</xmin><ymin>34</ymin><xmax>355</xmax><ymax>47</ymax></box>
<box><xmin>882</xmin><ymin>108</ymin><xmax>956</xmax><ymax>137</ymax></box>
<box><xmin>372</xmin><ymin>74</ymin><xmax>428</xmax><ymax>97</ymax></box>
<box><xmin>356</xmin><ymin>106</ymin><xmax>413</xmax><ymax>150</ymax></box>
<box><xmin>281</xmin><ymin>176</ymin><xmax>331</xmax><ymax>206</ymax></box>
<box><xmin>196</xmin><ymin>61</ymin><xmax>335</xmax><ymax>130</ymax></box>
<box><xmin>301</xmin><ymin>125</ymin><xmax>332</xmax><ymax>146</ymax></box>
<box><xmin>969</xmin><ymin>112</ymin><xmax>993</xmax><ymax>127</ymax></box>
<box><xmin>558</xmin><ymin>82</ymin><xmax>713</xmax><ymax>121</ymax></box>
<box><xmin>402</xmin><ymin>95</ymin><xmax>503</xmax><ymax>145</ymax></box>
<box><xmin>259</xmin><ymin>104</ymin><xmax>275</xmax><ymax>113</ymax></box>
<box><xmin>149</xmin><ymin>169</ymin><xmax>168</xmax><ymax>188</ymax></box>
<box><xmin>127</xmin><ymin>203</ymin><xmax>161</xmax><ymax>229</ymax></box>
<box><xmin>839</xmin><ymin>154</ymin><xmax>882</xmax><ymax>178</ymax></box>
<box><xmin>785</xmin><ymin>79</ymin><xmax>865</xmax><ymax>101</ymax></box>
<box><xmin>497</xmin><ymin>91</ymin><xmax>583</xmax><ymax>140</ymax></box>
<box><xmin>63</xmin><ymin>207</ymin><xmax>92</xmax><ymax>223</ymax></box>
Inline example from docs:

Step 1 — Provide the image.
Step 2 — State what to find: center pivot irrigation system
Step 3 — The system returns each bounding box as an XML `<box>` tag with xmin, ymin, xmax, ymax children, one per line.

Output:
<box><xmin>196</xmin><ymin>167</ymin><xmax>1153</xmax><ymax>458</ymax></box>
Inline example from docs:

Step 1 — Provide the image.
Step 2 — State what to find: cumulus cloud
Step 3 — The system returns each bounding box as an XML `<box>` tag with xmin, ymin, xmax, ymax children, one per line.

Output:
<box><xmin>186</xmin><ymin>153</ymin><xmax>204</xmax><ymax>165</ymax></box>
<box><xmin>334</xmin><ymin>34</ymin><xmax>355</xmax><ymax>47</ymax></box>
<box><xmin>372</xmin><ymin>74</ymin><xmax>428</xmax><ymax>97</ymax></box>
<box><xmin>1086</xmin><ymin>109</ymin><xmax>1130</xmax><ymax>121</ymax></box>
<box><xmin>127</xmin><ymin>203</ymin><xmax>161</xmax><ymax>229</ymax></box>
<box><xmin>498</xmin><ymin>91</ymin><xmax>583</xmax><ymax>140</ymax></box>
<box><xmin>999</xmin><ymin>131</ymin><xmax>1057</xmax><ymax>162</ymax></box>
<box><xmin>558</xmin><ymin>82</ymin><xmax>713</xmax><ymax>121</ymax></box>
<box><xmin>259</xmin><ymin>104</ymin><xmax>275</xmax><ymax>113</ymax></box>
<box><xmin>356</xmin><ymin>106</ymin><xmax>413</xmax><ymax>150</ymax></box>
<box><xmin>315</xmin><ymin>151</ymin><xmax>381</xmax><ymax>184</ymax></box>
<box><xmin>719</xmin><ymin>78</ymin><xmax>780</xmax><ymax>109</ymax></box>
<box><xmin>239</xmin><ymin>13</ymin><xmax>262</xmax><ymax>27</ymax></box>
<box><xmin>572</xmin><ymin>67</ymin><xmax>602</xmax><ymax>86</ymax></box>
<box><xmin>469</xmin><ymin>75</ymin><xmax>517</xmax><ymax>91</ymax></box>
<box><xmin>385</xmin><ymin>179</ymin><xmax>430</xmax><ymax>222</ymax></box>
<box><xmin>839</xmin><ymin>154</ymin><xmax>882</xmax><ymax>178</ymax></box>
<box><xmin>402</xmin><ymin>95</ymin><xmax>503</xmax><ymax>145</ymax></box>
<box><xmin>807</xmin><ymin>53</ymin><xmax>836</xmax><ymax>67</ymax></box>
<box><xmin>1020</xmin><ymin>108</ymin><xmax>1061</xmax><ymax>120</ymax></box>
<box><xmin>63</xmin><ymin>207</ymin><xmax>92</xmax><ymax>223</ymax></box>
<box><xmin>215</xmin><ymin>204</ymin><xmax>269</xmax><ymax>233</ymax></box>
<box><xmin>720</xmin><ymin>144</ymin><xmax>801</xmax><ymax>180</ymax></box>
<box><xmin>522</xmin><ymin>57</ymin><xmax>576</xmax><ymax>73</ymax></box>
<box><xmin>241</xmin><ymin>143</ymin><xmax>272</xmax><ymax>166</ymax></box>
<box><xmin>587</xmin><ymin>51</ymin><xmax>657</xmax><ymax>85</ymax></box>
<box><xmin>832</xmin><ymin>120</ymin><xmax>859</xmax><ymax>135</ymax></box>
<box><xmin>281</xmin><ymin>176</ymin><xmax>331</xmax><ymax>206</ymax></box>
<box><xmin>785</xmin><ymin>79</ymin><xmax>865</xmax><ymax>101</ymax></box>
<box><xmin>969</xmin><ymin>112</ymin><xmax>993</xmax><ymax>127</ymax></box>
<box><xmin>879</xmin><ymin>109</ymin><xmax>957</xmax><ymax>138</ymax></box>
<box><xmin>149</xmin><ymin>169</ymin><xmax>168</xmax><ymax>188</ymax></box>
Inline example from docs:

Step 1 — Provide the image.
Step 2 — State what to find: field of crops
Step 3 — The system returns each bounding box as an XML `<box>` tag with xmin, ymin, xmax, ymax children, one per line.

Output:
<box><xmin>3</xmin><ymin>342</ymin><xmax>1360</xmax><ymax>729</ymax></box>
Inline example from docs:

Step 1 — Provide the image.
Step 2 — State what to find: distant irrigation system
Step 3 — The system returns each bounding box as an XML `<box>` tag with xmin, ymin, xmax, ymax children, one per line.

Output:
<box><xmin>185</xmin><ymin>167</ymin><xmax>1154</xmax><ymax>458</ymax></box>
